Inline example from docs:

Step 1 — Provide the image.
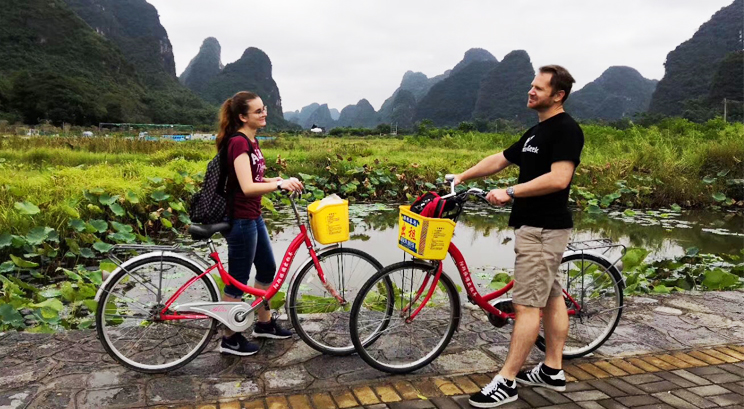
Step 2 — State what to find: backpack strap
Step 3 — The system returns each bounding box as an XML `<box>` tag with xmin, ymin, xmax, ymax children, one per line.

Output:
<box><xmin>224</xmin><ymin>132</ymin><xmax>256</xmax><ymax>222</ymax></box>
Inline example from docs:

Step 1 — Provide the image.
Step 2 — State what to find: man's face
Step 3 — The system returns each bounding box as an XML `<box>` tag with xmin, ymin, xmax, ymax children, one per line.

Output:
<box><xmin>527</xmin><ymin>72</ymin><xmax>563</xmax><ymax>111</ymax></box>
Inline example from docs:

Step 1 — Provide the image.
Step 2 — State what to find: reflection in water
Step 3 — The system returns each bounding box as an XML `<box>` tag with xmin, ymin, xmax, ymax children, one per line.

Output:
<box><xmin>200</xmin><ymin>203</ymin><xmax>741</xmax><ymax>293</ymax></box>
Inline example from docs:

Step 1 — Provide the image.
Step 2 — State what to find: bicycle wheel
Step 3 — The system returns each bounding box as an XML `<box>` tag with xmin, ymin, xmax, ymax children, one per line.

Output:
<box><xmin>535</xmin><ymin>253</ymin><xmax>624</xmax><ymax>359</ymax></box>
<box><xmin>96</xmin><ymin>254</ymin><xmax>219</xmax><ymax>373</ymax></box>
<box><xmin>287</xmin><ymin>247</ymin><xmax>388</xmax><ymax>355</ymax></box>
<box><xmin>350</xmin><ymin>260</ymin><xmax>461</xmax><ymax>374</ymax></box>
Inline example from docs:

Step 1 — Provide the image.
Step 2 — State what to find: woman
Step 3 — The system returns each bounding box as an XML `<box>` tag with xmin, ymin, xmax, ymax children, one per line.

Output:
<box><xmin>216</xmin><ymin>91</ymin><xmax>303</xmax><ymax>356</ymax></box>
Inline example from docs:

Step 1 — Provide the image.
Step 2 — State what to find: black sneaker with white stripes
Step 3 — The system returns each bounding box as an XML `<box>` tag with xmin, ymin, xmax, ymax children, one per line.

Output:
<box><xmin>516</xmin><ymin>362</ymin><xmax>566</xmax><ymax>391</ymax></box>
<box><xmin>468</xmin><ymin>375</ymin><xmax>517</xmax><ymax>408</ymax></box>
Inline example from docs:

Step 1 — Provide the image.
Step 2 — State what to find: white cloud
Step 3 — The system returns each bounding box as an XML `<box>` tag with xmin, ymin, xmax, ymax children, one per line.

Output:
<box><xmin>148</xmin><ymin>0</ymin><xmax>733</xmax><ymax>112</ymax></box>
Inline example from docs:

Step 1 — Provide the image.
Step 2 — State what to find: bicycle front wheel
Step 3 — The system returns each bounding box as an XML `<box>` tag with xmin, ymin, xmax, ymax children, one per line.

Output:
<box><xmin>96</xmin><ymin>255</ymin><xmax>218</xmax><ymax>373</ymax></box>
<box><xmin>350</xmin><ymin>260</ymin><xmax>461</xmax><ymax>374</ymax></box>
<box><xmin>287</xmin><ymin>247</ymin><xmax>385</xmax><ymax>355</ymax></box>
<box><xmin>535</xmin><ymin>253</ymin><xmax>624</xmax><ymax>359</ymax></box>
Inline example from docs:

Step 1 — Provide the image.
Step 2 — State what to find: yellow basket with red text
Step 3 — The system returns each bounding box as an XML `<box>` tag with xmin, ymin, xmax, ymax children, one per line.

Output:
<box><xmin>397</xmin><ymin>205</ymin><xmax>456</xmax><ymax>260</ymax></box>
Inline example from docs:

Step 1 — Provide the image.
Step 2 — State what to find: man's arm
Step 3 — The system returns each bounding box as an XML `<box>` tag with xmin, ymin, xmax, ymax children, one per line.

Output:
<box><xmin>486</xmin><ymin>161</ymin><xmax>575</xmax><ymax>205</ymax></box>
<box><xmin>456</xmin><ymin>152</ymin><xmax>512</xmax><ymax>184</ymax></box>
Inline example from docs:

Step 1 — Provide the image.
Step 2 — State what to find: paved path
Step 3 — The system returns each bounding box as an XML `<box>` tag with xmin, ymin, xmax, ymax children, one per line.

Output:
<box><xmin>1</xmin><ymin>290</ymin><xmax>742</xmax><ymax>408</ymax></box>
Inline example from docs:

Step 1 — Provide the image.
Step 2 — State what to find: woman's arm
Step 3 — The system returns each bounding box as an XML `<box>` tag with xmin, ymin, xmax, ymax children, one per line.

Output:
<box><xmin>234</xmin><ymin>154</ymin><xmax>280</xmax><ymax>196</ymax></box>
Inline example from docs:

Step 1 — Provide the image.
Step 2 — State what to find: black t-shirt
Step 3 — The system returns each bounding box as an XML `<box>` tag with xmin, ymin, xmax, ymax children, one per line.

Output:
<box><xmin>502</xmin><ymin>112</ymin><xmax>584</xmax><ymax>229</ymax></box>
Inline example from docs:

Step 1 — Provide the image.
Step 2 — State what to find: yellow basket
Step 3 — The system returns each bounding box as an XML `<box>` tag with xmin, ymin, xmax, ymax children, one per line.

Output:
<box><xmin>308</xmin><ymin>199</ymin><xmax>350</xmax><ymax>245</ymax></box>
<box><xmin>397</xmin><ymin>205</ymin><xmax>456</xmax><ymax>260</ymax></box>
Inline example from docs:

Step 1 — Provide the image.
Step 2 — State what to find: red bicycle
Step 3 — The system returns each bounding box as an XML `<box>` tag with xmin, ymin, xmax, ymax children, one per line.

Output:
<box><xmin>349</xmin><ymin>175</ymin><xmax>625</xmax><ymax>374</ymax></box>
<box><xmin>95</xmin><ymin>194</ymin><xmax>384</xmax><ymax>373</ymax></box>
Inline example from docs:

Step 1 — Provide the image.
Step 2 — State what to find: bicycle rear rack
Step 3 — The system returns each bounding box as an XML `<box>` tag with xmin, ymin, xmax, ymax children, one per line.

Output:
<box><xmin>566</xmin><ymin>238</ymin><xmax>626</xmax><ymax>270</ymax></box>
<box><xmin>106</xmin><ymin>243</ymin><xmax>194</xmax><ymax>269</ymax></box>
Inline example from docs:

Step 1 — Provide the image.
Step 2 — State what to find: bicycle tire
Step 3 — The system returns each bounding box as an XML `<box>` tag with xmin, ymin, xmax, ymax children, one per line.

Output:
<box><xmin>350</xmin><ymin>260</ymin><xmax>461</xmax><ymax>374</ymax></box>
<box><xmin>535</xmin><ymin>252</ymin><xmax>624</xmax><ymax>359</ymax></box>
<box><xmin>287</xmin><ymin>247</ymin><xmax>390</xmax><ymax>355</ymax></box>
<box><xmin>96</xmin><ymin>254</ymin><xmax>219</xmax><ymax>373</ymax></box>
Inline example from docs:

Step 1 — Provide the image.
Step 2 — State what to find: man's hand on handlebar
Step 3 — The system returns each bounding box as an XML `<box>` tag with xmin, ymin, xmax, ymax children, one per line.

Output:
<box><xmin>486</xmin><ymin>188</ymin><xmax>511</xmax><ymax>207</ymax></box>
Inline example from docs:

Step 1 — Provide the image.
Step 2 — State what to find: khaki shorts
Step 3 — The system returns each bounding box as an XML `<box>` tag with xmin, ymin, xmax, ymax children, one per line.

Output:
<box><xmin>512</xmin><ymin>226</ymin><xmax>572</xmax><ymax>308</ymax></box>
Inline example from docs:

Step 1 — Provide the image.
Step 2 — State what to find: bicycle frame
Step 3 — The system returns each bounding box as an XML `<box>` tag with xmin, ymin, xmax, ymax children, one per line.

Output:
<box><xmin>159</xmin><ymin>200</ymin><xmax>342</xmax><ymax>321</ymax></box>
<box><xmin>402</xmin><ymin>242</ymin><xmax>583</xmax><ymax>323</ymax></box>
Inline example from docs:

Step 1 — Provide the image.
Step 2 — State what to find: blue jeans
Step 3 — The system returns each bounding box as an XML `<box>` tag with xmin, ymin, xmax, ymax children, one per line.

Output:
<box><xmin>224</xmin><ymin>217</ymin><xmax>276</xmax><ymax>298</ymax></box>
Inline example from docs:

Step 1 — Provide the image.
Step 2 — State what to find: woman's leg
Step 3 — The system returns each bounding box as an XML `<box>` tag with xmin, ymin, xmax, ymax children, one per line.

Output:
<box><xmin>252</xmin><ymin>217</ymin><xmax>277</xmax><ymax>323</ymax></box>
<box><xmin>223</xmin><ymin>219</ymin><xmax>259</xmax><ymax>336</ymax></box>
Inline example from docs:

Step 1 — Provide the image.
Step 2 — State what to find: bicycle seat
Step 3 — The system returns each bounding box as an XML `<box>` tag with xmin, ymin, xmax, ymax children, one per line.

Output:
<box><xmin>188</xmin><ymin>222</ymin><xmax>231</xmax><ymax>240</ymax></box>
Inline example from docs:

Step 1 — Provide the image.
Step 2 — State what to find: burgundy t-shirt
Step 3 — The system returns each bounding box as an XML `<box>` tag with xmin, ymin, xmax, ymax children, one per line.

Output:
<box><xmin>227</xmin><ymin>134</ymin><xmax>266</xmax><ymax>219</ymax></box>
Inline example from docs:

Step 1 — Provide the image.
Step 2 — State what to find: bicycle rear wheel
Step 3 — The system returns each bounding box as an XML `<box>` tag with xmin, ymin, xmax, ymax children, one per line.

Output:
<box><xmin>350</xmin><ymin>260</ymin><xmax>461</xmax><ymax>374</ymax></box>
<box><xmin>287</xmin><ymin>247</ymin><xmax>387</xmax><ymax>355</ymax></box>
<box><xmin>96</xmin><ymin>254</ymin><xmax>218</xmax><ymax>373</ymax></box>
<box><xmin>535</xmin><ymin>253</ymin><xmax>624</xmax><ymax>359</ymax></box>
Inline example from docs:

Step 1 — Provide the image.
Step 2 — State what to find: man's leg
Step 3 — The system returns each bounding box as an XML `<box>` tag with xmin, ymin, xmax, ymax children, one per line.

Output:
<box><xmin>499</xmin><ymin>304</ymin><xmax>541</xmax><ymax>379</ymax></box>
<box><xmin>542</xmin><ymin>294</ymin><xmax>568</xmax><ymax>369</ymax></box>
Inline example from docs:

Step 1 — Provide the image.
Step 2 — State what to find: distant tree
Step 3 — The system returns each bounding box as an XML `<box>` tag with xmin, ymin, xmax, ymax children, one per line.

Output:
<box><xmin>457</xmin><ymin>121</ymin><xmax>476</xmax><ymax>132</ymax></box>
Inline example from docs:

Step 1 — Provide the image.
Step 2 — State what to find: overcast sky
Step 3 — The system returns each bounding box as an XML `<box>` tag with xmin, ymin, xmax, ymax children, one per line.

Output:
<box><xmin>148</xmin><ymin>0</ymin><xmax>733</xmax><ymax>113</ymax></box>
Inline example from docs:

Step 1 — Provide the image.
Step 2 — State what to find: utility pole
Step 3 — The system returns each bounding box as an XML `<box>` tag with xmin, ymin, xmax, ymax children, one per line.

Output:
<box><xmin>724</xmin><ymin>98</ymin><xmax>727</xmax><ymax>122</ymax></box>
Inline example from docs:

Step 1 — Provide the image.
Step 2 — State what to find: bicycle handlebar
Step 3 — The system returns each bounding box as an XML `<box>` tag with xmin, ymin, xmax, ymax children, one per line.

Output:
<box><xmin>443</xmin><ymin>173</ymin><xmax>489</xmax><ymax>204</ymax></box>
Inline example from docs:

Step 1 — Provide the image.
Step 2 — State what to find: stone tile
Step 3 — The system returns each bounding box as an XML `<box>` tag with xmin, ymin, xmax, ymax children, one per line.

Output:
<box><xmin>27</xmin><ymin>389</ymin><xmax>72</xmax><ymax>409</ymax></box>
<box><xmin>701</xmin><ymin>349</ymin><xmax>740</xmax><ymax>363</ymax></box>
<box><xmin>606</xmin><ymin>360</ymin><xmax>645</xmax><ymax>375</ymax></box>
<box><xmin>262</xmin><ymin>366</ymin><xmax>312</xmax><ymax>391</ymax></box>
<box><xmin>639</xmin><ymin>356</ymin><xmax>677</xmax><ymax>371</ymax></box>
<box><xmin>77</xmin><ymin>385</ymin><xmax>145</xmax><ymax>409</ymax></box>
<box><xmin>670</xmin><ymin>389</ymin><xmax>718</xmax><ymax>408</ymax></box>
<box><xmin>410</xmin><ymin>379</ymin><xmax>444</xmax><ymax>398</ymax></box>
<box><xmin>392</xmin><ymin>381</ymin><xmax>420</xmax><ymax>400</ymax></box>
<box><xmin>431</xmin><ymin>396</ymin><xmax>462</xmax><ymax>409</ymax></box>
<box><xmin>264</xmin><ymin>396</ymin><xmax>289</xmax><ymax>409</ymax></box>
<box><xmin>722</xmin><ymin>363</ymin><xmax>744</xmax><ymax>377</ymax></box>
<box><xmin>564</xmin><ymin>382</ymin><xmax>596</xmax><ymax>392</ymax></box>
<box><xmin>634</xmin><ymin>405</ymin><xmax>674</xmax><ymax>409</ymax></box>
<box><xmin>452</xmin><ymin>376</ymin><xmax>480</xmax><ymax>394</ymax></box>
<box><xmin>578</xmin><ymin>403</ymin><xmax>606</xmax><ymax>409</ymax></box>
<box><xmin>352</xmin><ymin>386</ymin><xmax>380</xmax><ymax>405</ymax></box>
<box><xmin>576</xmin><ymin>363</ymin><xmax>612</xmax><ymax>379</ymax></box>
<box><xmin>620</xmin><ymin>373</ymin><xmax>663</xmax><ymax>385</ymax></box>
<box><xmin>331</xmin><ymin>390</ymin><xmax>359</xmax><ymax>409</ymax></box>
<box><xmin>310</xmin><ymin>392</ymin><xmax>336</xmax><ymax>409</ymax></box>
<box><xmin>708</xmin><ymin>393</ymin><xmax>744</xmax><ymax>407</ymax></box>
<box><xmin>688</xmin><ymin>366</ymin><xmax>729</xmax><ymax>376</ymax></box>
<box><xmin>615</xmin><ymin>395</ymin><xmax>662</xmax><ymax>407</ymax></box>
<box><xmin>715</xmin><ymin>347</ymin><xmax>744</xmax><ymax>361</ymax></box>
<box><xmin>689</xmin><ymin>384</ymin><xmax>737</xmax><ymax>397</ymax></box>
<box><xmin>704</xmin><ymin>372</ymin><xmax>743</xmax><ymax>384</ymax></box>
<box><xmin>532</xmin><ymin>404</ymin><xmax>581</xmax><ymax>409</ymax></box>
<box><xmin>200</xmin><ymin>378</ymin><xmax>261</xmax><ymax>401</ymax></box>
<box><xmin>593</xmin><ymin>361</ymin><xmax>629</xmax><ymax>377</ymax></box>
<box><xmin>670</xmin><ymin>369</ymin><xmax>712</xmax><ymax>385</ymax></box>
<box><xmin>723</xmin><ymin>382</ymin><xmax>744</xmax><ymax>395</ymax></box>
<box><xmin>651</xmin><ymin>392</ymin><xmax>699</xmax><ymax>409</ymax></box>
<box><xmin>625</xmin><ymin>358</ymin><xmax>661</xmax><ymax>373</ymax></box>
<box><xmin>534</xmin><ymin>388</ymin><xmax>571</xmax><ymax>404</ymax></box>
<box><xmin>468</xmin><ymin>374</ymin><xmax>492</xmax><ymax>388</ymax></box>
<box><xmin>516</xmin><ymin>387</ymin><xmax>551</xmax><ymax>407</ymax></box>
<box><xmin>242</xmin><ymin>400</ymin><xmax>266</xmax><ymax>409</ymax></box>
<box><xmin>603</xmin><ymin>379</ymin><xmax>645</xmax><ymax>395</ymax></box>
<box><xmin>655</xmin><ymin>371</ymin><xmax>697</xmax><ymax>388</ymax></box>
<box><xmin>388</xmin><ymin>400</ymin><xmax>436</xmax><ymax>409</ymax></box>
<box><xmin>637</xmin><ymin>380</ymin><xmax>678</xmax><ymax>393</ymax></box>
<box><xmin>587</xmin><ymin>379</ymin><xmax>629</xmax><ymax>398</ymax></box>
<box><xmin>655</xmin><ymin>354</ymin><xmax>694</xmax><ymax>369</ymax></box>
<box><xmin>375</xmin><ymin>385</ymin><xmax>401</xmax><ymax>403</ymax></box>
<box><xmin>221</xmin><ymin>402</ymin><xmax>241</xmax><ymax>409</ymax></box>
<box><xmin>671</xmin><ymin>352</ymin><xmax>709</xmax><ymax>367</ymax></box>
<box><xmin>148</xmin><ymin>378</ymin><xmax>198</xmax><ymax>404</ymax></box>
<box><xmin>433</xmin><ymin>378</ymin><xmax>462</xmax><ymax>396</ymax></box>
<box><xmin>597</xmin><ymin>400</ymin><xmax>628</xmax><ymax>409</ymax></box>
<box><xmin>688</xmin><ymin>350</ymin><xmax>726</xmax><ymax>365</ymax></box>
<box><xmin>563</xmin><ymin>365</ymin><xmax>595</xmax><ymax>381</ymax></box>
<box><xmin>564</xmin><ymin>390</ymin><xmax>611</xmax><ymax>402</ymax></box>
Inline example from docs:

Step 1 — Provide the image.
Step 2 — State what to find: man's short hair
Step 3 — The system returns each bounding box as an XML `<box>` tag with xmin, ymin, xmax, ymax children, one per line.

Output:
<box><xmin>539</xmin><ymin>65</ymin><xmax>575</xmax><ymax>104</ymax></box>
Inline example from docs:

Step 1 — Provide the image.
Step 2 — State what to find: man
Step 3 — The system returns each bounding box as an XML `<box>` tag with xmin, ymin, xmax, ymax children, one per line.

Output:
<box><xmin>459</xmin><ymin>65</ymin><xmax>584</xmax><ymax>408</ymax></box>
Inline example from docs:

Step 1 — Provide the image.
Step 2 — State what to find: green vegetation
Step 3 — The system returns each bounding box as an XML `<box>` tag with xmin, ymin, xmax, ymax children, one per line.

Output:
<box><xmin>0</xmin><ymin>118</ymin><xmax>742</xmax><ymax>332</ymax></box>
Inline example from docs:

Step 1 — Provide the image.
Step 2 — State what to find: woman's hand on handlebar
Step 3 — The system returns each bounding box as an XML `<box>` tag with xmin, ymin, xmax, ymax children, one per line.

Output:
<box><xmin>280</xmin><ymin>177</ymin><xmax>304</xmax><ymax>193</ymax></box>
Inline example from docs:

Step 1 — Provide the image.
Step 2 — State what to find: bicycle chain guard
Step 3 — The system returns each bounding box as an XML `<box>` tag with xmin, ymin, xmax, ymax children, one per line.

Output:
<box><xmin>487</xmin><ymin>298</ymin><xmax>515</xmax><ymax>328</ymax></box>
<box><xmin>176</xmin><ymin>301</ymin><xmax>257</xmax><ymax>333</ymax></box>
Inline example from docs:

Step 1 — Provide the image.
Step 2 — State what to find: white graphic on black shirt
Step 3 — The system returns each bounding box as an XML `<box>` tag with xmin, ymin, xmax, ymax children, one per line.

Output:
<box><xmin>522</xmin><ymin>135</ymin><xmax>539</xmax><ymax>154</ymax></box>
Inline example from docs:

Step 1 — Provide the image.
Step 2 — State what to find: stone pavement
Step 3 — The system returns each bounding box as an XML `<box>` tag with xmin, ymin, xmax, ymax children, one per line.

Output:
<box><xmin>1</xmin><ymin>290</ymin><xmax>743</xmax><ymax>409</ymax></box>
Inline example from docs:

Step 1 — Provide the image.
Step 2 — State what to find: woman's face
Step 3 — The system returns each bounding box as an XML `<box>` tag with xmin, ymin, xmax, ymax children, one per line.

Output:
<box><xmin>241</xmin><ymin>97</ymin><xmax>267</xmax><ymax>129</ymax></box>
